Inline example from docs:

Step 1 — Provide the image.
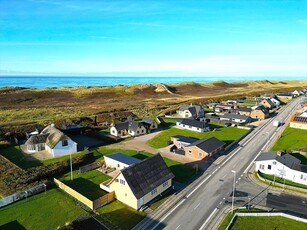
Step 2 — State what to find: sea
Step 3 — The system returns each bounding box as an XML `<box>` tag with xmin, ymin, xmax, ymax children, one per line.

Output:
<box><xmin>0</xmin><ymin>76</ymin><xmax>306</xmax><ymax>89</ymax></box>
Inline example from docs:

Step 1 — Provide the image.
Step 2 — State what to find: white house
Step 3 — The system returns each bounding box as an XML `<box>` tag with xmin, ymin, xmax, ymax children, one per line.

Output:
<box><xmin>104</xmin><ymin>153</ymin><xmax>141</xmax><ymax>170</ymax></box>
<box><xmin>220</xmin><ymin>113</ymin><xmax>251</xmax><ymax>124</ymax></box>
<box><xmin>25</xmin><ymin>124</ymin><xmax>77</xmax><ymax>158</ymax></box>
<box><xmin>176</xmin><ymin>118</ymin><xmax>210</xmax><ymax>133</ymax></box>
<box><xmin>270</xmin><ymin>97</ymin><xmax>281</xmax><ymax>107</ymax></box>
<box><xmin>110</xmin><ymin>121</ymin><xmax>147</xmax><ymax>137</ymax></box>
<box><xmin>254</xmin><ymin>152</ymin><xmax>307</xmax><ymax>186</ymax></box>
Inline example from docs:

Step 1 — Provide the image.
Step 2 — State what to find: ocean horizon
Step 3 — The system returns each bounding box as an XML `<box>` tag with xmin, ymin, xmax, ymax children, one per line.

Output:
<box><xmin>0</xmin><ymin>76</ymin><xmax>306</xmax><ymax>89</ymax></box>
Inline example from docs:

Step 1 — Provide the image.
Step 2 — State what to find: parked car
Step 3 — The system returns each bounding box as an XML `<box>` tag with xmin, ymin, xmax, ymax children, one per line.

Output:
<box><xmin>224</xmin><ymin>122</ymin><xmax>231</xmax><ymax>127</ymax></box>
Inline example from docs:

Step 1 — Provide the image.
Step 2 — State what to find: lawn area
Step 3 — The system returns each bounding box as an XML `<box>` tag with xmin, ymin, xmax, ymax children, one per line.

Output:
<box><xmin>93</xmin><ymin>147</ymin><xmax>197</xmax><ymax>183</ymax></box>
<box><xmin>98</xmin><ymin>129</ymin><xmax>110</xmax><ymax>136</ymax></box>
<box><xmin>147</xmin><ymin>124</ymin><xmax>247</xmax><ymax>149</ymax></box>
<box><xmin>59</xmin><ymin>169</ymin><xmax>111</xmax><ymax>200</ymax></box>
<box><xmin>257</xmin><ymin>171</ymin><xmax>307</xmax><ymax>189</ymax></box>
<box><xmin>229</xmin><ymin>216</ymin><xmax>307</xmax><ymax>230</ymax></box>
<box><xmin>96</xmin><ymin>200</ymin><xmax>146</xmax><ymax>230</ymax></box>
<box><xmin>0</xmin><ymin>188</ymin><xmax>84</xmax><ymax>230</ymax></box>
<box><xmin>271</xmin><ymin>126</ymin><xmax>307</xmax><ymax>152</ymax></box>
<box><xmin>0</xmin><ymin>146</ymin><xmax>88</xmax><ymax>169</ymax></box>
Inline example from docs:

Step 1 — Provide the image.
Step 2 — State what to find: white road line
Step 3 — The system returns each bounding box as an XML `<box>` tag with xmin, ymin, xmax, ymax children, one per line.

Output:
<box><xmin>151</xmin><ymin>199</ymin><xmax>185</xmax><ymax>230</ymax></box>
<box><xmin>244</xmin><ymin>150</ymin><xmax>262</xmax><ymax>173</ymax></box>
<box><xmin>175</xmin><ymin>224</ymin><xmax>181</xmax><ymax>230</ymax></box>
<box><xmin>199</xmin><ymin>208</ymin><xmax>218</xmax><ymax>230</ymax></box>
<box><xmin>222</xmin><ymin>174</ymin><xmax>227</xmax><ymax>179</ymax></box>
<box><xmin>186</xmin><ymin>175</ymin><xmax>211</xmax><ymax>198</ymax></box>
<box><xmin>194</xmin><ymin>203</ymin><xmax>201</xmax><ymax>210</ymax></box>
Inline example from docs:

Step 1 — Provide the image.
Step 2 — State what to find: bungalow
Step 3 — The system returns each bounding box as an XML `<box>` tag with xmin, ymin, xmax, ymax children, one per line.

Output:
<box><xmin>220</xmin><ymin>113</ymin><xmax>251</xmax><ymax>124</ymax></box>
<box><xmin>110</xmin><ymin>121</ymin><xmax>147</xmax><ymax>137</ymax></box>
<box><xmin>260</xmin><ymin>98</ymin><xmax>275</xmax><ymax>109</ymax></box>
<box><xmin>207</xmin><ymin>103</ymin><xmax>219</xmax><ymax>109</ymax></box>
<box><xmin>276</xmin><ymin>93</ymin><xmax>293</xmax><ymax>102</ymax></box>
<box><xmin>292</xmin><ymin>90</ymin><xmax>301</xmax><ymax>97</ymax></box>
<box><xmin>25</xmin><ymin>124</ymin><xmax>77</xmax><ymax>157</ymax></box>
<box><xmin>270</xmin><ymin>97</ymin><xmax>281</xmax><ymax>107</ymax></box>
<box><xmin>177</xmin><ymin>104</ymin><xmax>204</xmax><ymax>119</ymax></box>
<box><xmin>184</xmin><ymin>137</ymin><xmax>226</xmax><ymax>160</ymax></box>
<box><xmin>141</xmin><ymin>118</ymin><xmax>158</xmax><ymax>132</ymax></box>
<box><xmin>104</xmin><ymin>153</ymin><xmax>141</xmax><ymax>170</ymax></box>
<box><xmin>176</xmin><ymin>118</ymin><xmax>210</xmax><ymax>132</ymax></box>
<box><xmin>215</xmin><ymin>104</ymin><xmax>234</xmax><ymax>112</ymax></box>
<box><xmin>250</xmin><ymin>106</ymin><xmax>269</xmax><ymax>120</ymax></box>
<box><xmin>171</xmin><ymin>135</ymin><xmax>199</xmax><ymax>150</ymax></box>
<box><xmin>289</xmin><ymin>112</ymin><xmax>307</xmax><ymax>130</ymax></box>
<box><xmin>255</xmin><ymin>152</ymin><xmax>307</xmax><ymax>186</ymax></box>
<box><xmin>238</xmin><ymin>107</ymin><xmax>252</xmax><ymax>116</ymax></box>
<box><xmin>100</xmin><ymin>154</ymin><xmax>174</xmax><ymax>210</ymax></box>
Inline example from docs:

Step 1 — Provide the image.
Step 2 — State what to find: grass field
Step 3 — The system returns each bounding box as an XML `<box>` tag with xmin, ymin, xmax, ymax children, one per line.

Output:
<box><xmin>0</xmin><ymin>188</ymin><xmax>83</xmax><ymax>230</ymax></box>
<box><xmin>0</xmin><ymin>146</ymin><xmax>88</xmax><ymax>169</ymax></box>
<box><xmin>93</xmin><ymin>147</ymin><xmax>197</xmax><ymax>183</ymax></box>
<box><xmin>59</xmin><ymin>170</ymin><xmax>111</xmax><ymax>200</ymax></box>
<box><xmin>228</xmin><ymin>216</ymin><xmax>307</xmax><ymax>230</ymax></box>
<box><xmin>271</xmin><ymin>126</ymin><xmax>307</xmax><ymax>152</ymax></box>
<box><xmin>147</xmin><ymin>124</ymin><xmax>247</xmax><ymax>149</ymax></box>
<box><xmin>96</xmin><ymin>200</ymin><xmax>145</xmax><ymax>230</ymax></box>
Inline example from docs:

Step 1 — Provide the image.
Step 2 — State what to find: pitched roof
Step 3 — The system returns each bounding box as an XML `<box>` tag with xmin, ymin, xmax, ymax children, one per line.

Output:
<box><xmin>141</xmin><ymin>118</ymin><xmax>155</xmax><ymax>125</ymax></box>
<box><xmin>114</xmin><ymin>122</ymin><xmax>129</xmax><ymax>131</ymax></box>
<box><xmin>178</xmin><ymin>105</ymin><xmax>202</xmax><ymax>116</ymax></box>
<box><xmin>187</xmin><ymin>137</ymin><xmax>226</xmax><ymax>153</ymax></box>
<box><xmin>221</xmin><ymin>113</ymin><xmax>250</xmax><ymax>121</ymax></box>
<box><xmin>25</xmin><ymin>134</ymin><xmax>49</xmax><ymax>145</ymax></box>
<box><xmin>114</xmin><ymin>121</ymin><xmax>144</xmax><ymax>132</ymax></box>
<box><xmin>255</xmin><ymin>152</ymin><xmax>302</xmax><ymax>170</ymax></box>
<box><xmin>262</xmin><ymin>98</ymin><xmax>275</xmax><ymax>107</ymax></box>
<box><xmin>121</xmin><ymin>154</ymin><xmax>174</xmax><ymax>199</ymax></box>
<box><xmin>277</xmin><ymin>93</ymin><xmax>293</xmax><ymax>97</ymax></box>
<box><xmin>41</xmin><ymin>125</ymin><xmax>69</xmax><ymax>148</ymax></box>
<box><xmin>179</xmin><ymin>118</ymin><xmax>208</xmax><ymax>129</ymax></box>
<box><xmin>171</xmin><ymin>135</ymin><xmax>199</xmax><ymax>144</ymax></box>
<box><xmin>104</xmin><ymin>153</ymin><xmax>141</xmax><ymax>165</ymax></box>
<box><xmin>238</xmin><ymin>107</ymin><xmax>252</xmax><ymax>112</ymax></box>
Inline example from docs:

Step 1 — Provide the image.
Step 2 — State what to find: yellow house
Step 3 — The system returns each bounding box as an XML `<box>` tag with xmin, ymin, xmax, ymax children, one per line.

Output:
<box><xmin>100</xmin><ymin>154</ymin><xmax>174</xmax><ymax>210</ymax></box>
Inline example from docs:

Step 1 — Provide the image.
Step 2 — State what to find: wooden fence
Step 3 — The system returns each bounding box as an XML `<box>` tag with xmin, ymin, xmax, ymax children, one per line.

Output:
<box><xmin>54</xmin><ymin>178</ymin><xmax>115</xmax><ymax>210</ymax></box>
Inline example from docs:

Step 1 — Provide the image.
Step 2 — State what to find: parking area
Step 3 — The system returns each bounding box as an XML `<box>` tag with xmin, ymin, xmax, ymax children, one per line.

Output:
<box><xmin>69</xmin><ymin>134</ymin><xmax>104</xmax><ymax>151</ymax></box>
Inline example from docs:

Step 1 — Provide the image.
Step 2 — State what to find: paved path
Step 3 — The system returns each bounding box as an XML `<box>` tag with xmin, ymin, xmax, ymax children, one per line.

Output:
<box><xmin>133</xmin><ymin>96</ymin><xmax>305</xmax><ymax>230</ymax></box>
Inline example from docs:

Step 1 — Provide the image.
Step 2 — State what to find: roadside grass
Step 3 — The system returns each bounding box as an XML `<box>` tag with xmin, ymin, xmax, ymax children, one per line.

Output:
<box><xmin>271</xmin><ymin>126</ymin><xmax>307</xmax><ymax>152</ymax></box>
<box><xmin>58</xmin><ymin>169</ymin><xmax>111</xmax><ymax>200</ymax></box>
<box><xmin>93</xmin><ymin>147</ymin><xmax>197</xmax><ymax>183</ymax></box>
<box><xmin>258</xmin><ymin>171</ymin><xmax>307</xmax><ymax>190</ymax></box>
<box><xmin>0</xmin><ymin>188</ymin><xmax>84</xmax><ymax>230</ymax></box>
<box><xmin>96</xmin><ymin>200</ymin><xmax>146</xmax><ymax>230</ymax></box>
<box><xmin>0</xmin><ymin>146</ymin><xmax>88</xmax><ymax>169</ymax></box>
<box><xmin>147</xmin><ymin>124</ymin><xmax>247</xmax><ymax>149</ymax></box>
<box><xmin>225</xmin><ymin>216</ymin><xmax>307</xmax><ymax>230</ymax></box>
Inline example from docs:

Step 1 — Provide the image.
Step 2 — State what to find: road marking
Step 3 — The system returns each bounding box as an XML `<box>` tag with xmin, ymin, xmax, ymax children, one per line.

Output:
<box><xmin>175</xmin><ymin>224</ymin><xmax>181</xmax><ymax>230</ymax></box>
<box><xmin>186</xmin><ymin>175</ymin><xmax>211</xmax><ymax>198</ymax></box>
<box><xmin>199</xmin><ymin>208</ymin><xmax>218</xmax><ymax>230</ymax></box>
<box><xmin>222</xmin><ymin>174</ymin><xmax>227</xmax><ymax>179</ymax></box>
<box><xmin>194</xmin><ymin>203</ymin><xmax>201</xmax><ymax>210</ymax></box>
<box><xmin>151</xmin><ymin>199</ymin><xmax>185</xmax><ymax>230</ymax></box>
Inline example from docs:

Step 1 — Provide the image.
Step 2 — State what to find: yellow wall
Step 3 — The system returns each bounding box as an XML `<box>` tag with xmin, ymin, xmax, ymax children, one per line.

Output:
<box><xmin>290</xmin><ymin>122</ymin><xmax>307</xmax><ymax>130</ymax></box>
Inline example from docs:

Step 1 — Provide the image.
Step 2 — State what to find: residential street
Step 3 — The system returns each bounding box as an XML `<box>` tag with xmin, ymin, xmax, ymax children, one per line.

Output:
<box><xmin>135</xmin><ymin>96</ymin><xmax>305</xmax><ymax>230</ymax></box>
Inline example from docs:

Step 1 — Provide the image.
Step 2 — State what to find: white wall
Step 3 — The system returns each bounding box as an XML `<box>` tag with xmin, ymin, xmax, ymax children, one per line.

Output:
<box><xmin>129</xmin><ymin>126</ymin><xmax>147</xmax><ymax>136</ymax></box>
<box><xmin>176</xmin><ymin>122</ymin><xmax>206</xmax><ymax>132</ymax></box>
<box><xmin>255</xmin><ymin>160</ymin><xmax>307</xmax><ymax>186</ymax></box>
<box><xmin>110</xmin><ymin>126</ymin><xmax>119</xmax><ymax>136</ymax></box>
<box><xmin>50</xmin><ymin>139</ymin><xmax>77</xmax><ymax>157</ymax></box>
<box><xmin>104</xmin><ymin>157</ymin><xmax>130</xmax><ymax>170</ymax></box>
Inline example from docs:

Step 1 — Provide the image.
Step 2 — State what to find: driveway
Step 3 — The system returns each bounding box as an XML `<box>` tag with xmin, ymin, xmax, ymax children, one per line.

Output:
<box><xmin>108</xmin><ymin>129</ymin><xmax>198</xmax><ymax>164</ymax></box>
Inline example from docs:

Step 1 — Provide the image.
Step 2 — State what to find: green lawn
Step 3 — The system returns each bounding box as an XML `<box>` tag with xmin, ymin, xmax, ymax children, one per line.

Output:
<box><xmin>147</xmin><ymin>124</ymin><xmax>247</xmax><ymax>149</ymax></box>
<box><xmin>98</xmin><ymin>129</ymin><xmax>110</xmax><ymax>136</ymax></box>
<box><xmin>258</xmin><ymin>171</ymin><xmax>307</xmax><ymax>189</ymax></box>
<box><xmin>96</xmin><ymin>200</ymin><xmax>146</xmax><ymax>230</ymax></box>
<box><xmin>0</xmin><ymin>146</ymin><xmax>88</xmax><ymax>169</ymax></box>
<box><xmin>229</xmin><ymin>216</ymin><xmax>307</xmax><ymax>230</ymax></box>
<box><xmin>93</xmin><ymin>147</ymin><xmax>197</xmax><ymax>183</ymax></box>
<box><xmin>271</xmin><ymin>126</ymin><xmax>307</xmax><ymax>152</ymax></box>
<box><xmin>59</xmin><ymin>169</ymin><xmax>111</xmax><ymax>200</ymax></box>
<box><xmin>0</xmin><ymin>188</ymin><xmax>84</xmax><ymax>230</ymax></box>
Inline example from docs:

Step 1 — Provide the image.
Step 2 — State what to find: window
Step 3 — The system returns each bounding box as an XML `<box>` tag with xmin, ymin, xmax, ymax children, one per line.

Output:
<box><xmin>151</xmin><ymin>188</ymin><xmax>157</xmax><ymax>196</ymax></box>
<box><xmin>268</xmin><ymin>165</ymin><xmax>271</xmax><ymax>170</ymax></box>
<box><xmin>137</xmin><ymin>131</ymin><xmax>139</xmax><ymax>134</ymax></box>
<box><xmin>112</xmin><ymin>130</ymin><xmax>115</xmax><ymax>133</ymax></box>
<box><xmin>163</xmin><ymin>181</ymin><xmax>168</xmax><ymax>188</ymax></box>
<box><xmin>117</xmin><ymin>164</ymin><xmax>120</xmax><ymax>168</ymax></box>
<box><xmin>301</xmin><ymin>174</ymin><xmax>304</xmax><ymax>180</ymax></box>
<box><xmin>273</xmin><ymin>161</ymin><xmax>276</xmax><ymax>165</ymax></box>
<box><xmin>198</xmin><ymin>152</ymin><xmax>203</xmax><ymax>157</ymax></box>
<box><xmin>197</xmin><ymin>128</ymin><xmax>200</xmax><ymax>130</ymax></box>
<box><xmin>189</xmin><ymin>126</ymin><xmax>192</xmax><ymax>128</ymax></box>
<box><xmin>260</xmin><ymin>164</ymin><xmax>264</xmax><ymax>170</ymax></box>
<box><xmin>188</xmin><ymin>150</ymin><xmax>192</xmax><ymax>154</ymax></box>
<box><xmin>62</xmin><ymin>140</ymin><xmax>68</xmax><ymax>147</ymax></box>
<box><xmin>120</xmin><ymin>179</ymin><xmax>125</xmax><ymax>185</ymax></box>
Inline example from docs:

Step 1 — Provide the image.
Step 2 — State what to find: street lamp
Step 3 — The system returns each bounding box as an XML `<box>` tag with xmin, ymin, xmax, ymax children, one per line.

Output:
<box><xmin>231</xmin><ymin>170</ymin><xmax>236</xmax><ymax>214</ymax></box>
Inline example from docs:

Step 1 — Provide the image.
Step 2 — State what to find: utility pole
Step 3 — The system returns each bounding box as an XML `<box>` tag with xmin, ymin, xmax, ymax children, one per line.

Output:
<box><xmin>70</xmin><ymin>153</ymin><xmax>73</xmax><ymax>181</ymax></box>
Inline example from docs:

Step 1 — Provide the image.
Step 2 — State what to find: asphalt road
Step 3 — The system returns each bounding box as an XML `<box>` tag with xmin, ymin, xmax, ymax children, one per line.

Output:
<box><xmin>140</xmin><ymin>96</ymin><xmax>305</xmax><ymax>230</ymax></box>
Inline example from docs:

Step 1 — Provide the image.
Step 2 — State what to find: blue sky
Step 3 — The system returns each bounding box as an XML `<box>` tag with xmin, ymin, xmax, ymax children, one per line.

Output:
<box><xmin>0</xmin><ymin>0</ymin><xmax>306</xmax><ymax>77</ymax></box>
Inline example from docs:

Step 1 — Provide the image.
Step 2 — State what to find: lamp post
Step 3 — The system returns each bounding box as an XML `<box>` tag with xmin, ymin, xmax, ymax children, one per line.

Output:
<box><xmin>70</xmin><ymin>152</ymin><xmax>73</xmax><ymax>181</ymax></box>
<box><xmin>231</xmin><ymin>170</ymin><xmax>236</xmax><ymax>214</ymax></box>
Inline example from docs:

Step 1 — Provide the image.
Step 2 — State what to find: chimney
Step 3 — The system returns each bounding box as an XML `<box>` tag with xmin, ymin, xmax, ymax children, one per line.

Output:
<box><xmin>51</xmin><ymin>123</ymin><xmax>55</xmax><ymax>127</ymax></box>
<box><xmin>277</xmin><ymin>151</ymin><xmax>283</xmax><ymax>157</ymax></box>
